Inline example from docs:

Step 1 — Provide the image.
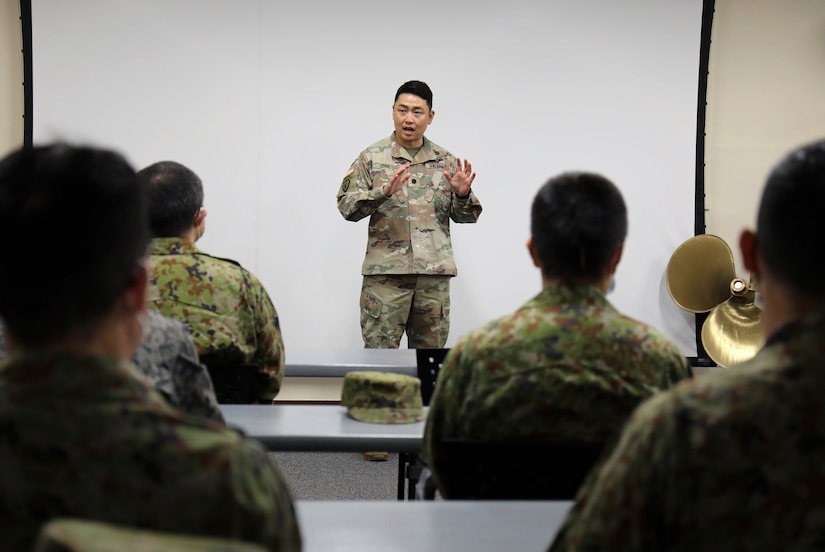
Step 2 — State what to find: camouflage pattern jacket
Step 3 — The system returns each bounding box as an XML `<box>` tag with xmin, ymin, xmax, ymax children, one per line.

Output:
<box><xmin>148</xmin><ymin>238</ymin><xmax>284</xmax><ymax>402</ymax></box>
<box><xmin>0</xmin><ymin>352</ymin><xmax>300</xmax><ymax>551</ymax></box>
<box><xmin>135</xmin><ymin>310</ymin><xmax>223</xmax><ymax>421</ymax></box>
<box><xmin>549</xmin><ymin>312</ymin><xmax>825</xmax><ymax>552</ymax></box>
<box><xmin>423</xmin><ymin>284</ymin><xmax>690</xmax><ymax>490</ymax></box>
<box><xmin>0</xmin><ymin>316</ymin><xmax>222</xmax><ymax>422</ymax></box>
<box><xmin>337</xmin><ymin>133</ymin><xmax>482</xmax><ymax>276</ymax></box>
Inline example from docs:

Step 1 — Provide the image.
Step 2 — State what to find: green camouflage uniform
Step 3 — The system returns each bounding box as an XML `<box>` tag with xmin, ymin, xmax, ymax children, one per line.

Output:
<box><xmin>0</xmin><ymin>315</ymin><xmax>222</xmax><ymax>422</ymax></box>
<box><xmin>549</xmin><ymin>312</ymin><xmax>825</xmax><ymax>552</ymax></box>
<box><xmin>423</xmin><ymin>284</ymin><xmax>690</xmax><ymax>492</ymax></box>
<box><xmin>337</xmin><ymin>133</ymin><xmax>482</xmax><ymax>348</ymax></box>
<box><xmin>135</xmin><ymin>310</ymin><xmax>223</xmax><ymax>421</ymax></box>
<box><xmin>0</xmin><ymin>352</ymin><xmax>300</xmax><ymax>551</ymax></box>
<box><xmin>148</xmin><ymin>237</ymin><xmax>284</xmax><ymax>402</ymax></box>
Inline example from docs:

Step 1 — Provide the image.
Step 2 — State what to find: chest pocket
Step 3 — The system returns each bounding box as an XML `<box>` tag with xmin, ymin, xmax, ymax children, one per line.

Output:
<box><xmin>421</xmin><ymin>171</ymin><xmax>452</xmax><ymax>211</ymax></box>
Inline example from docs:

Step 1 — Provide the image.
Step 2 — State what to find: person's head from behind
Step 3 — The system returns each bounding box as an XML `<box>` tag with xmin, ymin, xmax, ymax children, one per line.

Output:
<box><xmin>529</xmin><ymin>172</ymin><xmax>628</xmax><ymax>291</ymax></box>
<box><xmin>740</xmin><ymin>139</ymin><xmax>825</xmax><ymax>336</ymax></box>
<box><xmin>392</xmin><ymin>80</ymin><xmax>435</xmax><ymax>148</ymax></box>
<box><xmin>0</xmin><ymin>143</ymin><xmax>149</xmax><ymax>352</ymax></box>
<box><xmin>137</xmin><ymin>161</ymin><xmax>205</xmax><ymax>241</ymax></box>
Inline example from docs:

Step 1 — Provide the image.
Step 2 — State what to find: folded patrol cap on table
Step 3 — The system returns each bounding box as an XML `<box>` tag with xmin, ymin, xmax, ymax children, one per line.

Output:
<box><xmin>341</xmin><ymin>371</ymin><xmax>424</xmax><ymax>424</ymax></box>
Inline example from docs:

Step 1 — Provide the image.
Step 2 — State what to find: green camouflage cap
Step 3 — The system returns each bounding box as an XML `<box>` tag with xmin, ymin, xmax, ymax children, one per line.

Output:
<box><xmin>341</xmin><ymin>371</ymin><xmax>424</xmax><ymax>424</ymax></box>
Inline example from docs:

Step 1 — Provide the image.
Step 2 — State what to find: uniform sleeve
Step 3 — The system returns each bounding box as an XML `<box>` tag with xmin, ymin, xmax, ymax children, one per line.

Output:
<box><xmin>336</xmin><ymin>153</ymin><xmax>391</xmax><ymax>222</ymax></box>
<box><xmin>243</xmin><ymin>271</ymin><xmax>285</xmax><ymax>403</ymax></box>
<box><xmin>422</xmin><ymin>343</ymin><xmax>472</xmax><ymax>494</ymax></box>
<box><xmin>229</xmin><ymin>441</ymin><xmax>302</xmax><ymax>551</ymax></box>
<box><xmin>548</xmin><ymin>393</ymin><xmax>678</xmax><ymax>552</ymax></box>
<box><xmin>449</xmin><ymin>189</ymin><xmax>482</xmax><ymax>224</ymax></box>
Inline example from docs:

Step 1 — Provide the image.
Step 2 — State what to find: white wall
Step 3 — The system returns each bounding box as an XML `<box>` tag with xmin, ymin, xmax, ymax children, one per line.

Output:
<box><xmin>30</xmin><ymin>0</ymin><xmax>702</xmax><ymax>353</ymax></box>
<box><xmin>705</xmin><ymin>0</ymin><xmax>825</xmax><ymax>271</ymax></box>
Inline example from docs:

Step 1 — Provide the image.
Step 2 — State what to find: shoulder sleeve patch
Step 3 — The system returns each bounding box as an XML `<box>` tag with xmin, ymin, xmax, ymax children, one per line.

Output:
<box><xmin>341</xmin><ymin>164</ymin><xmax>355</xmax><ymax>192</ymax></box>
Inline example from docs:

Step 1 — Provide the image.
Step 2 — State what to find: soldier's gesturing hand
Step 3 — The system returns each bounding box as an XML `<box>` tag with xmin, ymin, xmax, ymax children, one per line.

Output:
<box><xmin>382</xmin><ymin>163</ymin><xmax>411</xmax><ymax>197</ymax></box>
<box><xmin>444</xmin><ymin>158</ymin><xmax>476</xmax><ymax>197</ymax></box>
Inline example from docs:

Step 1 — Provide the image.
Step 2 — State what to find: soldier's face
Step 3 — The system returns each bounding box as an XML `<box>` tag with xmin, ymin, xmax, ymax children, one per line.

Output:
<box><xmin>392</xmin><ymin>94</ymin><xmax>434</xmax><ymax>148</ymax></box>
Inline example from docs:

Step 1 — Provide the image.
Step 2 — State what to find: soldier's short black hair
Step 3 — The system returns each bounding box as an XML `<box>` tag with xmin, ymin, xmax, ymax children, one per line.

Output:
<box><xmin>395</xmin><ymin>80</ymin><xmax>433</xmax><ymax>109</ymax></box>
<box><xmin>531</xmin><ymin>172</ymin><xmax>628</xmax><ymax>281</ymax></box>
<box><xmin>0</xmin><ymin>143</ymin><xmax>148</xmax><ymax>345</ymax></box>
<box><xmin>137</xmin><ymin>161</ymin><xmax>204</xmax><ymax>238</ymax></box>
<box><xmin>757</xmin><ymin>139</ymin><xmax>825</xmax><ymax>295</ymax></box>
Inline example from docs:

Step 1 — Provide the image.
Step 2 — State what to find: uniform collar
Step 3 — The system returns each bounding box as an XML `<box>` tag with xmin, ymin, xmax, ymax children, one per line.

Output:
<box><xmin>149</xmin><ymin>237</ymin><xmax>202</xmax><ymax>256</ymax></box>
<box><xmin>390</xmin><ymin>133</ymin><xmax>444</xmax><ymax>165</ymax></box>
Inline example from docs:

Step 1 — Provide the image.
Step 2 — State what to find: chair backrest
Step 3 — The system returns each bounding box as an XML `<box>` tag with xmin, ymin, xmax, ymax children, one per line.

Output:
<box><xmin>205</xmin><ymin>364</ymin><xmax>259</xmax><ymax>404</ymax></box>
<box><xmin>435</xmin><ymin>439</ymin><xmax>605</xmax><ymax>500</ymax></box>
<box><xmin>34</xmin><ymin>518</ymin><xmax>268</xmax><ymax>552</ymax></box>
<box><xmin>415</xmin><ymin>348</ymin><xmax>449</xmax><ymax>406</ymax></box>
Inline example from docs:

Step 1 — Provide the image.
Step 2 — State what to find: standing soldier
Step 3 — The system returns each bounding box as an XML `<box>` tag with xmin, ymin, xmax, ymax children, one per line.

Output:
<box><xmin>337</xmin><ymin>80</ymin><xmax>482</xmax><ymax>350</ymax></box>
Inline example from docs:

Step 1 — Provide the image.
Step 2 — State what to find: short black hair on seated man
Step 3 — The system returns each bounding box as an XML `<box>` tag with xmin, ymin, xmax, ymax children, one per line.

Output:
<box><xmin>531</xmin><ymin>172</ymin><xmax>628</xmax><ymax>281</ymax></box>
<box><xmin>757</xmin><ymin>139</ymin><xmax>825</xmax><ymax>298</ymax></box>
<box><xmin>0</xmin><ymin>143</ymin><xmax>148</xmax><ymax>346</ymax></box>
<box><xmin>137</xmin><ymin>161</ymin><xmax>204</xmax><ymax>239</ymax></box>
<box><xmin>395</xmin><ymin>80</ymin><xmax>433</xmax><ymax>109</ymax></box>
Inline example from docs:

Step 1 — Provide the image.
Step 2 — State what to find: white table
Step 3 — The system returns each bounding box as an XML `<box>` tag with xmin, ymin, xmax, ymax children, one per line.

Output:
<box><xmin>221</xmin><ymin>404</ymin><xmax>427</xmax><ymax>500</ymax></box>
<box><xmin>284</xmin><ymin>348</ymin><xmax>419</xmax><ymax>377</ymax></box>
<box><xmin>221</xmin><ymin>404</ymin><xmax>426</xmax><ymax>452</ymax></box>
<box><xmin>295</xmin><ymin>500</ymin><xmax>572</xmax><ymax>551</ymax></box>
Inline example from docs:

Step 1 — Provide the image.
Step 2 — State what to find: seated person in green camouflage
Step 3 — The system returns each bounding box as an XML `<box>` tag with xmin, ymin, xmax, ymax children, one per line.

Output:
<box><xmin>423</xmin><ymin>172</ymin><xmax>690</xmax><ymax>495</ymax></box>
<box><xmin>0</xmin><ymin>311</ymin><xmax>223</xmax><ymax>422</ymax></box>
<box><xmin>138</xmin><ymin>161</ymin><xmax>284</xmax><ymax>403</ymax></box>
<box><xmin>0</xmin><ymin>143</ymin><xmax>300</xmax><ymax>551</ymax></box>
<box><xmin>548</xmin><ymin>140</ymin><xmax>825</xmax><ymax>552</ymax></box>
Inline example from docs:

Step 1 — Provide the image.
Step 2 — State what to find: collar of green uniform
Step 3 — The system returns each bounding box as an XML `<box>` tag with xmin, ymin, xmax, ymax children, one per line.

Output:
<box><xmin>532</xmin><ymin>283</ymin><xmax>613</xmax><ymax>310</ymax></box>
<box><xmin>149</xmin><ymin>237</ymin><xmax>202</xmax><ymax>256</ymax></box>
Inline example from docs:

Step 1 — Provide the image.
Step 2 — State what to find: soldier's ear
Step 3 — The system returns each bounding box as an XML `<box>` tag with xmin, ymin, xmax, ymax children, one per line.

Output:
<box><xmin>606</xmin><ymin>243</ymin><xmax>624</xmax><ymax>275</ymax></box>
<box><xmin>527</xmin><ymin>238</ymin><xmax>541</xmax><ymax>269</ymax></box>
<box><xmin>123</xmin><ymin>263</ymin><xmax>148</xmax><ymax>315</ymax></box>
<box><xmin>740</xmin><ymin>229</ymin><xmax>759</xmax><ymax>278</ymax></box>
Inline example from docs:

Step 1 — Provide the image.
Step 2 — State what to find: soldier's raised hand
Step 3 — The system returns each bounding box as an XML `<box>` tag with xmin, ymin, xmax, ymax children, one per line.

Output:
<box><xmin>444</xmin><ymin>158</ymin><xmax>475</xmax><ymax>197</ymax></box>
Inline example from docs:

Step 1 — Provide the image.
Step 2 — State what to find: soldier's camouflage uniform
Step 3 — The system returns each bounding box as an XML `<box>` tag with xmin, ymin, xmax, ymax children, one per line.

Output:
<box><xmin>0</xmin><ymin>352</ymin><xmax>301</xmax><ymax>551</ymax></box>
<box><xmin>136</xmin><ymin>310</ymin><xmax>223</xmax><ymax>421</ymax></box>
<box><xmin>337</xmin><ymin>133</ymin><xmax>482</xmax><ymax>348</ymax></box>
<box><xmin>548</xmin><ymin>312</ymin><xmax>825</xmax><ymax>552</ymax></box>
<box><xmin>0</xmin><ymin>315</ymin><xmax>222</xmax><ymax>422</ymax></box>
<box><xmin>148</xmin><ymin>237</ymin><xmax>284</xmax><ymax>402</ymax></box>
<box><xmin>423</xmin><ymin>284</ymin><xmax>690</xmax><ymax>492</ymax></box>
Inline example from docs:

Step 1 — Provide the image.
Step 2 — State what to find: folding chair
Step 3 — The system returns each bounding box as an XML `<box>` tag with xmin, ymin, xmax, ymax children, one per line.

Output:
<box><xmin>204</xmin><ymin>363</ymin><xmax>260</xmax><ymax>404</ymax></box>
<box><xmin>432</xmin><ymin>439</ymin><xmax>605</xmax><ymax>500</ymax></box>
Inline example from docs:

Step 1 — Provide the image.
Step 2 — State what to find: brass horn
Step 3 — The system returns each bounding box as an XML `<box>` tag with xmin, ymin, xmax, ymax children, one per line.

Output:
<box><xmin>665</xmin><ymin>235</ymin><xmax>763</xmax><ymax>367</ymax></box>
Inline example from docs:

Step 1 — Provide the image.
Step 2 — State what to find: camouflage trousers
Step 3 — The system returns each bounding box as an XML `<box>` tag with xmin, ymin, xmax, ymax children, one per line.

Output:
<box><xmin>360</xmin><ymin>275</ymin><xmax>450</xmax><ymax>349</ymax></box>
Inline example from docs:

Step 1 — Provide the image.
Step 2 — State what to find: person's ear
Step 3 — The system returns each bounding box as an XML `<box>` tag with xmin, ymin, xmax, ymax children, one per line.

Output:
<box><xmin>527</xmin><ymin>237</ymin><xmax>541</xmax><ymax>268</ymax></box>
<box><xmin>428</xmin><ymin>108</ymin><xmax>435</xmax><ymax>125</ymax></box>
<box><xmin>123</xmin><ymin>262</ymin><xmax>148</xmax><ymax>315</ymax></box>
<box><xmin>195</xmin><ymin>207</ymin><xmax>207</xmax><ymax>227</ymax></box>
<box><xmin>740</xmin><ymin>229</ymin><xmax>759</xmax><ymax>277</ymax></box>
<box><xmin>607</xmin><ymin>243</ymin><xmax>624</xmax><ymax>275</ymax></box>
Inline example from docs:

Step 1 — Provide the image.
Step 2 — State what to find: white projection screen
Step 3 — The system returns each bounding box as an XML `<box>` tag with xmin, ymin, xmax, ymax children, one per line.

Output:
<box><xmin>30</xmin><ymin>0</ymin><xmax>703</xmax><ymax>353</ymax></box>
